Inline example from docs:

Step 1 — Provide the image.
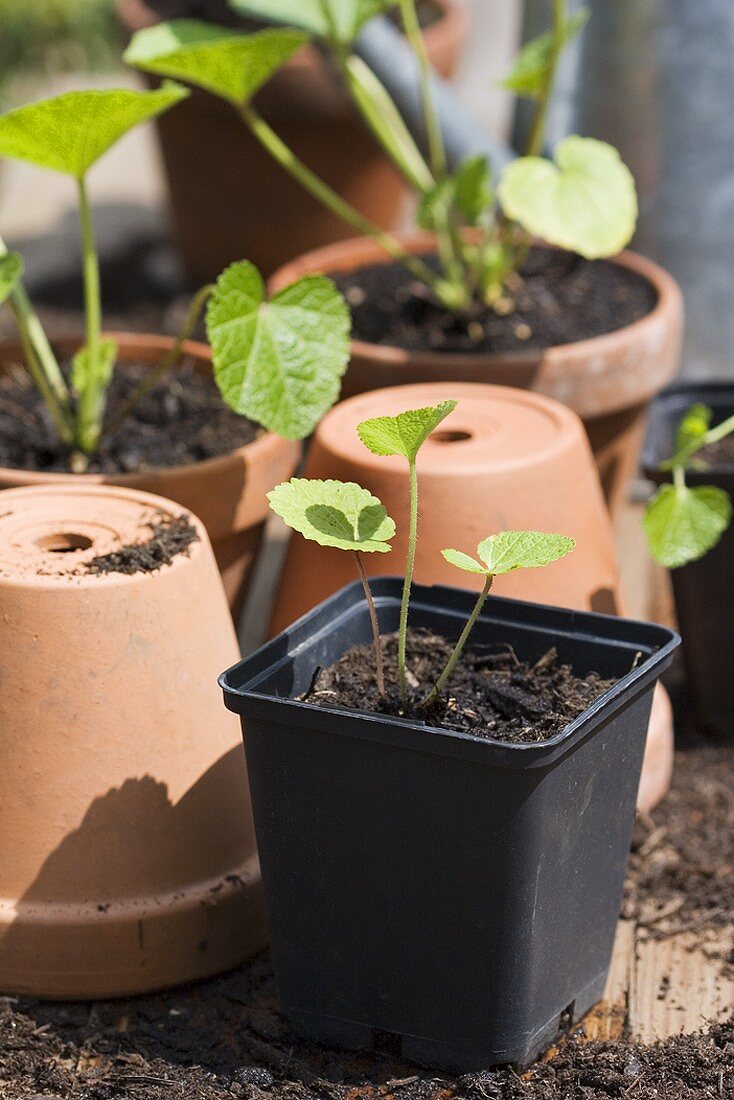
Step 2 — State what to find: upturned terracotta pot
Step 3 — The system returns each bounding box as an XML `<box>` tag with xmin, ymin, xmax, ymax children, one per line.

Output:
<box><xmin>0</xmin><ymin>333</ymin><xmax>301</xmax><ymax>620</ymax></box>
<box><xmin>269</xmin><ymin>382</ymin><xmax>673</xmax><ymax>811</ymax></box>
<box><xmin>0</xmin><ymin>483</ymin><xmax>265</xmax><ymax>998</ymax></box>
<box><xmin>270</xmin><ymin>233</ymin><xmax>684</xmax><ymax>517</ymax></box>
<box><xmin>116</xmin><ymin>0</ymin><xmax>468</xmax><ymax>281</ymax></box>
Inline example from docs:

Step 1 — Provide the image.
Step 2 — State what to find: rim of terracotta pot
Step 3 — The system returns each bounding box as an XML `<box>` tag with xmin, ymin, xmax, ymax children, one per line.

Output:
<box><xmin>269</xmin><ymin>231</ymin><xmax>684</xmax><ymax>417</ymax></box>
<box><xmin>0</xmin><ymin>331</ymin><xmax>288</xmax><ymax>516</ymax></box>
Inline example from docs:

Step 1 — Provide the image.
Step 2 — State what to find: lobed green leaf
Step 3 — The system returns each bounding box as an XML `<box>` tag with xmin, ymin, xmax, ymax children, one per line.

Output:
<box><xmin>229</xmin><ymin>0</ymin><xmax>392</xmax><ymax>44</ymax></box>
<box><xmin>207</xmin><ymin>260</ymin><xmax>350</xmax><ymax>440</ymax></box>
<box><xmin>0</xmin><ymin>83</ymin><xmax>188</xmax><ymax>178</ymax></box>
<box><xmin>0</xmin><ymin>252</ymin><xmax>23</xmax><ymax>305</ymax></box>
<box><xmin>643</xmin><ymin>483</ymin><xmax>732</xmax><ymax>568</ymax></box>
<box><xmin>501</xmin><ymin>9</ymin><xmax>589</xmax><ymax>98</ymax></box>
<box><xmin>443</xmin><ymin>530</ymin><xmax>575</xmax><ymax>576</ymax></box>
<box><xmin>497</xmin><ymin>136</ymin><xmax>638</xmax><ymax>259</ymax></box>
<box><xmin>267</xmin><ymin>478</ymin><xmax>395</xmax><ymax>552</ymax></box>
<box><xmin>357</xmin><ymin>400</ymin><xmax>458</xmax><ymax>463</ymax></box>
<box><xmin>125</xmin><ymin>21</ymin><xmax>308</xmax><ymax>108</ymax></box>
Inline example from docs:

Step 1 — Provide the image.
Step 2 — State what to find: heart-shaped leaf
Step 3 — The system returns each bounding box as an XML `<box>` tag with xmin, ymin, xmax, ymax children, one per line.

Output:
<box><xmin>357</xmin><ymin>400</ymin><xmax>458</xmax><ymax>463</ymax></box>
<box><xmin>207</xmin><ymin>260</ymin><xmax>350</xmax><ymax>440</ymax></box>
<box><xmin>501</xmin><ymin>9</ymin><xmax>589</xmax><ymax>99</ymax></box>
<box><xmin>0</xmin><ymin>83</ymin><xmax>188</xmax><ymax>178</ymax></box>
<box><xmin>0</xmin><ymin>252</ymin><xmax>23</xmax><ymax>305</ymax></box>
<box><xmin>497</xmin><ymin>136</ymin><xmax>638</xmax><ymax>259</ymax></box>
<box><xmin>268</xmin><ymin>478</ymin><xmax>395</xmax><ymax>552</ymax></box>
<box><xmin>644</xmin><ymin>483</ymin><xmax>732</xmax><ymax>568</ymax></box>
<box><xmin>125</xmin><ymin>21</ymin><xmax>308</xmax><ymax>108</ymax></box>
<box><xmin>443</xmin><ymin>531</ymin><xmax>575</xmax><ymax>576</ymax></box>
<box><xmin>230</xmin><ymin>0</ymin><xmax>392</xmax><ymax>44</ymax></box>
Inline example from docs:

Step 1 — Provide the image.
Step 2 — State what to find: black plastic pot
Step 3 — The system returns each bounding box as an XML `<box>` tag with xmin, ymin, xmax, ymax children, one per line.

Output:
<box><xmin>220</xmin><ymin>579</ymin><xmax>678</xmax><ymax>1070</ymax></box>
<box><xmin>643</xmin><ymin>380</ymin><xmax>734</xmax><ymax>737</ymax></box>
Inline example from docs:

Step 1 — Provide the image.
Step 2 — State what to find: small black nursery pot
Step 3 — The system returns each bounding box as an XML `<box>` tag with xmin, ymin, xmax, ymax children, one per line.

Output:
<box><xmin>221</xmin><ymin>579</ymin><xmax>678</xmax><ymax>1070</ymax></box>
<box><xmin>643</xmin><ymin>381</ymin><xmax>734</xmax><ymax>738</ymax></box>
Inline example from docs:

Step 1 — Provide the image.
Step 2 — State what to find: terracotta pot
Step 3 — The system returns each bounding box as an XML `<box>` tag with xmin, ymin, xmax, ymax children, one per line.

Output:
<box><xmin>0</xmin><ymin>483</ymin><xmax>265</xmax><ymax>998</ymax></box>
<box><xmin>270</xmin><ymin>233</ymin><xmax>684</xmax><ymax>518</ymax></box>
<box><xmin>116</xmin><ymin>0</ymin><xmax>468</xmax><ymax>282</ymax></box>
<box><xmin>269</xmin><ymin>381</ymin><xmax>673</xmax><ymax>811</ymax></box>
<box><xmin>0</xmin><ymin>333</ymin><xmax>301</xmax><ymax>620</ymax></box>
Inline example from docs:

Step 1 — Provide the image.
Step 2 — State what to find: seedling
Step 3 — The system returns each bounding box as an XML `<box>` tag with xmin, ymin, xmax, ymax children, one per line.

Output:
<box><xmin>0</xmin><ymin>88</ymin><xmax>351</xmax><ymax>466</ymax></box>
<box><xmin>644</xmin><ymin>403</ymin><xmax>734</xmax><ymax>568</ymax></box>
<box><xmin>269</xmin><ymin>401</ymin><xmax>575</xmax><ymax>711</ymax></box>
<box><xmin>125</xmin><ymin>2</ymin><xmax>637</xmax><ymax>314</ymax></box>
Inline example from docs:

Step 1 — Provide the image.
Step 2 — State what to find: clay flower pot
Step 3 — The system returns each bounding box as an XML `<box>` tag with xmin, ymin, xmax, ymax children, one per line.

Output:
<box><xmin>116</xmin><ymin>0</ymin><xmax>468</xmax><ymax>281</ymax></box>
<box><xmin>270</xmin><ymin>381</ymin><xmax>674</xmax><ymax>813</ymax></box>
<box><xmin>0</xmin><ymin>333</ymin><xmax>301</xmax><ymax>619</ymax></box>
<box><xmin>270</xmin><ymin>232</ymin><xmax>684</xmax><ymax>517</ymax></box>
<box><xmin>0</xmin><ymin>484</ymin><xmax>265</xmax><ymax>998</ymax></box>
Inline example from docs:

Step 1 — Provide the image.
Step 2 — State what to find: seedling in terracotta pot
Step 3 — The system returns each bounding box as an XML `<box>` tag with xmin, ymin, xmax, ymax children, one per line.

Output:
<box><xmin>125</xmin><ymin>1</ymin><xmax>637</xmax><ymax>312</ymax></box>
<box><xmin>644</xmin><ymin>403</ymin><xmax>734</xmax><ymax>568</ymax></box>
<box><xmin>0</xmin><ymin>88</ymin><xmax>352</xmax><ymax>468</ymax></box>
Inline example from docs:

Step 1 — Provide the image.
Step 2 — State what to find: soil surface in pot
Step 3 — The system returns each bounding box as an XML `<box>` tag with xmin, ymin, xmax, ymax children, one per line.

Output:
<box><xmin>0</xmin><ymin>360</ymin><xmax>258</xmax><ymax>474</ymax></box>
<box><xmin>306</xmin><ymin>627</ymin><xmax>614</xmax><ymax>743</ymax></box>
<box><xmin>84</xmin><ymin>512</ymin><xmax>199</xmax><ymax>575</ymax></box>
<box><xmin>1</xmin><ymin>741</ymin><xmax>730</xmax><ymax>1099</ymax></box>
<box><xmin>334</xmin><ymin>247</ymin><xmax>657</xmax><ymax>355</ymax></box>
<box><xmin>141</xmin><ymin>0</ymin><xmax>441</xmax><ymax>29</ymax></box>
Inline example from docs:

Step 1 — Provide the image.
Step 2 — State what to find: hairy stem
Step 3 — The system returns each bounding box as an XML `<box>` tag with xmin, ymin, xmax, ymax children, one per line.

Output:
<box><xmin>354</xmin><ymin>550</ymin><xmax>386</xmax><ymax>699</ymax></box>
<box><xmin>420</xmin><ymin>575</ymin><xmax>493</xmax><ymax>709</ymax></box>
<box><xmin>74</xmin><ymin>175</ymin><xmax>104</xmax><ymax>453</ymax></box>
<box><xmin>398</xmin><ymin>0</ymin><xmax>446</xmax><ymax>178</ymax></box>
<box><xmin>99</xmin><ymin>283</ymin><xmax>214</xmax><ymax>443</ymax></box>
<box><xmin>398</xmin><ymin>459</ymin><xmax>419</xmax><ymax>707</ymax></box>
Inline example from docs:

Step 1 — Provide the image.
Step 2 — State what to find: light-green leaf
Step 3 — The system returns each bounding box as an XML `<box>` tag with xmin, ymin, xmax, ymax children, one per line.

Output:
<box><xmin>357</xmin><ymin>400</ymin><xmax>458</xmax><ymax>463</ymax></box>
<box><xmin>125</xmin><ymin>21</ymin><xmax>308</xmax><ymax>108</ymax></box>
<box><xmin>0</xmin><ymin>252</ymin><xmax>23</xmax><ymax>305</ymax></box>
<box><xmin>71</xmin><ymin>339</ymin><xmax>117</xmax><ymax>395</ymax></box>
<box><xmin>442</xmin><ymin>531</ymin><xmax>575</xmax><ymax>576</ymax></box>
<box><xmin>207</xmin><ymin>260</ymin><xmax>350</xmax><ymax>440</ymax></box>
<box><xmin>267</xmin><ymin>478</ymin><xmax>395</xmax><ymax>552</ymax></box>
<box><xmin>497</xmin><ymin>136</ymin><xmax>638</xmax><ymax>259</ymax></box>
<box><xmin>0</xmin><ymin>83</ymin><xmax>189</xmax><ymax>178</ymax></box>
<box><xmin>643</xmin><ymin>483</ymin><xmax>732</xmax><ymax>569</ymax></box>
<box><xmin>229</xmin><ymin>0</ymin><xmax>392</xmax><ymax>44</ymax></box>
<box><xmin>501</xmin><ymin>9</ymin><xmax>589</xmax><ymax>99</ymax></box>
<box><xmin>675</xmin><ymin>403</ymin><xmax>712</xmax><ymax>455</ymax></box>
<box><xmin>417</xmin><ymin>155</ymin><xmax>492</xmax><ymax>231</ymax></box>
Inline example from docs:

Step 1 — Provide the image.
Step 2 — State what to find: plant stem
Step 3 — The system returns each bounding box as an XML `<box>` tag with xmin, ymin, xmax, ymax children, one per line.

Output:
<box><xmin>398</xmin><ymin>459</ymin><xmax>419</xmax><ymax>707</ymax></box>
<box><xmin>398</xmin><ymin>0</ymin><xmax>446</xmax><ymax>179</ymax></box>
<box><xmin>524</xmin><ymin>0</ymin><xmax>566</xmax><ymax>159</ymax></box>
<box><xmin>239</xmin><ymin>104</ymin><xmax>454</xmax><ymax>305</ymax></box>
<box><xmin>420</xmin><ymin>575</ymin><xmax>493</xmax><ymax>709</ymax></box>
<box><xmin>354</xmin><ymin>550</ymin><xmax>386</xmax><ymax>699</ymax></box>
<box><xmin>99</xmin><ymin>283</ymin><xmax>214</xmax><ymax>443</ymax></box>
<box><xmin>74</xmin><ymin>174</ymin><xmax>104</xmax><ymax>453</ymax></box>
<box><xmin>673</xmin><ymin>464</ymin><xmax>686</xmax><ymax>493</ymax></box>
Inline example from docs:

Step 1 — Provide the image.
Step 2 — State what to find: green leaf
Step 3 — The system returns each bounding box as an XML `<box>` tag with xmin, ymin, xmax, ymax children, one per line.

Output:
<box><xmin>643</xmin><ymin>483</ymin><xmax>732</xmax><ymax>569</ymax></box>
<box><xmin>357</xmin><ymin>400</ymin><xmax>458</xmax><ymax>463</ymax></box>
<box><xmin>207</xmin><ymin>260</ymin><xmax>350</xmax><ymax>440</ymax></box>
<box><xmin>125</xmin><ymin>21</ymin><xmax>308</xmax><ymax>108</ymax></box>
<box><xmin>675</xmin><ymin>403</ymin><xmax>713</xmax><ymax>455</ymax></box>
<box><xmin>454</xmin><ymin>154</ymin><xmax>493</xmax><ymax>225</ymax></box>
<box><xmin>497</xmin><ymin>136</ymin><xmax>638</xmax><ymax>259</ymax></box>
<box><xmin>443</xmin><ymin>531</ymin><xmax>575</xmax><ymax>576</ymax></box>
<box><xmin>268</xmin><ymin>478</ymin><xmax>395</xmax><ymax>552</ymax></box>
<box><xmin>501</xmin><ymin>9</ymin><xmax>589</xmax><ymax>98</ymax></box>
<box><xmin>71</xmin><ymin>339</ymin><xmax>117</xmax><ymax>395</ymax></box>
<box><xmin>0</xmin><ymin>83</ymin><xmax>188</xmax><ymax>178</ymax></box>
<box><xmin>0</xmin><ymin>252</ymin><xmax>23</xmax><ymax>305</ymax></box>
<box><xmin>229</xmin><ymin>0</ymin><xmax>392</xmax><ymax>44</ymax></box>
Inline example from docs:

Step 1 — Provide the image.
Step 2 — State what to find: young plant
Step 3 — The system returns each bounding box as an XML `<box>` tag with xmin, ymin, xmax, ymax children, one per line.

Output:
<box><xmin>0</xmin><ymin>87</ymin><xmax>352</xmax><ymax>464</ymax></box>
<box><xmin>267</xmin><ymin>477</ymin><xmax>395</xmax><ymax>696</ymax></box>
<box><xmin>125</xmin><ymin>1</ymin><xmax>637</xmax><ymax>313</ymax></box>
<box><xmin>644</xmin><ymin>404</ymin><xmax>734</xmax><ymax>568</ymax></box>
<box><xmin>356</xmin><ymin>399</ymin><xmax>457</xmax><ymax>706</ymax></box>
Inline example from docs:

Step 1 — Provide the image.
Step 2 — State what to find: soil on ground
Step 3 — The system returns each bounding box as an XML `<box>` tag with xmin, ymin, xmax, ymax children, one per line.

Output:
<box><xmin>307</xmin><ymin>628</ymin><xmax>614</xmax><ymax>744</ymax></box>
<box><xmin>334</xmin><ymin>247</ymin><xmax>657</xmax><ymax>355</ymax></box>
<box><xmin>84</xmin><ymin>512</ymin><xmax>199</xmax><ymax>576</ymax></box>
<box><xmin>0</xmin><ymin>359</ymin><xmax>258</xmax><ymax>475</ymax></box>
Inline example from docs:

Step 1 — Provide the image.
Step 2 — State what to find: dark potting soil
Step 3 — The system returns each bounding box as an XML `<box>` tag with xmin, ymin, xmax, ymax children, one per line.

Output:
<box><xmin>0</xmin><ymin>359</ymin><xmax>258</xmax><ymax>475</ymax></box>
<box><xmin>334</xmin><ymin>247</ymin><xmax>657</xmax><ymax>355</ymax></box>
<box><xmin>699</xmin><ymin>433</ymin><xmax>734</xmax><ymax>469</ymax></box>
<box><xmin>307</xmin><ymin>628</ymin><xmax>614</xmax><ymax>744</ymax></box>
<box><xmin>84</xmin><ymin>512</ymin><xmax>199</xmax><ymax>576</ymax></box>
<box><xmin>141</xmin><ymin>0</ymin><xmax>441</xmax><ymax>29</ymax></box>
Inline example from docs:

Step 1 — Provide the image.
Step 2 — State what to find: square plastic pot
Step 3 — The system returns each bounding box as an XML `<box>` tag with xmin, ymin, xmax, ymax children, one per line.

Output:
<box><xmin>220</xmin><ymin>579</ymin><xmax>678</xmax><ymax>1070</ymax></box>
<box><xmin>643</xmin><ymin>381</ymin><xmax>734</xmax><ymax>736</ymax></box>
